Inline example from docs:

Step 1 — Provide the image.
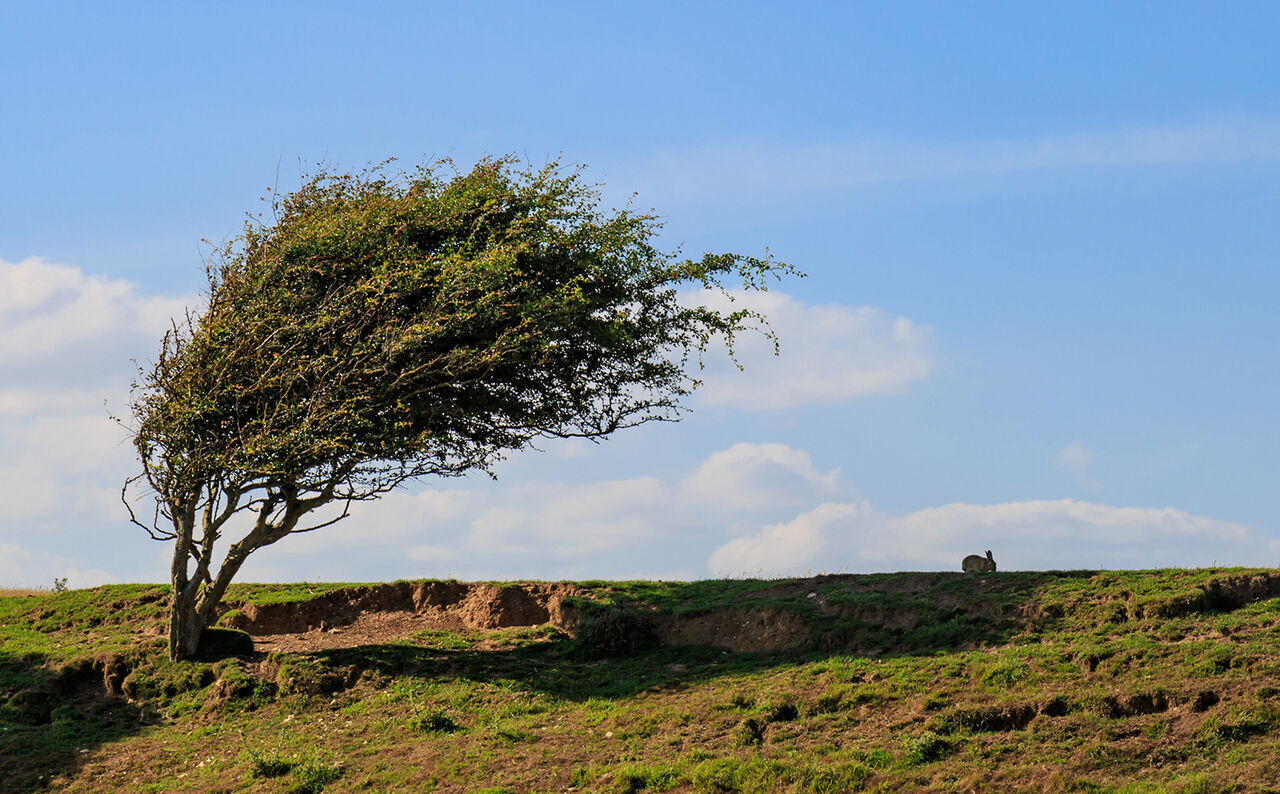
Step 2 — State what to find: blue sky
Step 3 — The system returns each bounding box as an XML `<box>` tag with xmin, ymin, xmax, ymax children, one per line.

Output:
<box><xmin>2</xmin><ymin>2</ymin><xmax>1278</xmax><ymax>585</ymax></box>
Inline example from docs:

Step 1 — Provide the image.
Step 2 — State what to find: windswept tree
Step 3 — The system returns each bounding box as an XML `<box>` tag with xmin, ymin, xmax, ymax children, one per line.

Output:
<box><xmin>126</xmin><ymin>157</ymin><xmax>796</xmax><ymax>661</ymax></box>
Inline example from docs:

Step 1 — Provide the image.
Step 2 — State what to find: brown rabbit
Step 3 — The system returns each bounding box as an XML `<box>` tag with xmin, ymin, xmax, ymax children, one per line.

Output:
<box><xmin>962</xmin><ymin>550</ymin><xmax>996</xmax><ymax>573</ymax></box>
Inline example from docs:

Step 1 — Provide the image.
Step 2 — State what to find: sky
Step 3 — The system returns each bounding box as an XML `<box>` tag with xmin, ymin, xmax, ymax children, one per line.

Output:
<box><xmin>2</xmin><ymin>2</ymin><xmax>1278</xmax><ymax>586</ymax></box>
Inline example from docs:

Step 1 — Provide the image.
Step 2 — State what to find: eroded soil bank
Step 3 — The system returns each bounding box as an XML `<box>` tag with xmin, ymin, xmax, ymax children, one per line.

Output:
<box><xmin>219</xmin><ymin>581</ymin><xmax>583</xmax><ymax>652</ymax></box>
<box><xmin>216</xmin><ymin>570</ymin><xmax>1280</xmax><ymax>654</ymax></box>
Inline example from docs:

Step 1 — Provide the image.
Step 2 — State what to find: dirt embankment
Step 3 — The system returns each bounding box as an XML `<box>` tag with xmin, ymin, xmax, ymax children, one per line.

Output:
<box><xmin>219</xmin><ymin>582</ymin><xmax>582</xmax><ymax>651</ymax></box>
<box><xmin>216</xmin><ymin>571</ymin><xmax>1280</xmax><ymax>655</ymax></box>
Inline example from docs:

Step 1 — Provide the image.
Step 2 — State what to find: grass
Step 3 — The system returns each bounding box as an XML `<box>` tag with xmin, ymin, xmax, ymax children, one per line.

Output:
<box><xmin>4</xmin><ymin>569</ymin><xmax>1280</xmax><ymax>791</ymax></box>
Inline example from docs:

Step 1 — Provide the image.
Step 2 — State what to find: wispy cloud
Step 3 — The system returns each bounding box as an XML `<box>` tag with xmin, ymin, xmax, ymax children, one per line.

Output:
<box><xmin>1056</xmin><ymin>440</ymin><xmax>1100</xmax><ymax>490</ymax></box>
<box><xmin>614</xmin><ymin>116</ymin><xmax>1280</xmax><ymax>204</ymax></box>
<box><xmin>1057</xmin><ymin>441</ymin><xmax>1093</xmax><ymax>471</ymax></box>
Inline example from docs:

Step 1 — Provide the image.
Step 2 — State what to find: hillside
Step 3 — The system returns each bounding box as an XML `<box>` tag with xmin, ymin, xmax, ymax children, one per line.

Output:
<box><xmin>3</xmin><ymin>569</ymin><xmax>1280</xmax><ymax>792</ymax></box>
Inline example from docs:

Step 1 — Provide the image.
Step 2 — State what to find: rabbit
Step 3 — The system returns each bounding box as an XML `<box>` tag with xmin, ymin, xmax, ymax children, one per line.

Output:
<box><xmin>961</xmin><ymin>550</ymin><xmax>996</xmax><ymax>573</ymax></box>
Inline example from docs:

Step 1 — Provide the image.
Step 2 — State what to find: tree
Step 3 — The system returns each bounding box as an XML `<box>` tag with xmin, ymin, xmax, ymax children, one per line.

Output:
<box><xmin>125</xmin><ymin>157</ymin><xmax>796</xmax><ymax>661</ymax></box>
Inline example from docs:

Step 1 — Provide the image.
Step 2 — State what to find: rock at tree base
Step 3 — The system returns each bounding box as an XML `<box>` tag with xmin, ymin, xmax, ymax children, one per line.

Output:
<box><xmin>197</xmin><ymin>628</ymin><xmax>255</xmax><ymax>660</ymax></box>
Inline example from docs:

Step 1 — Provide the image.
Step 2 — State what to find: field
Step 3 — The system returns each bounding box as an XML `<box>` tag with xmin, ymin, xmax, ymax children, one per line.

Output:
<box><xmin>3</xmin><ymin>569</ymin><xmax>1280</xmax><ymax>792</ymax></box>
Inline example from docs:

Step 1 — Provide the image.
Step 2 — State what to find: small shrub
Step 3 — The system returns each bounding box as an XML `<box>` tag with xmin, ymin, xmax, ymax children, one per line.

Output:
<box><xmin>804</xmin><ymin>762</ymin><xmax>874</xmax><ymax>793</ymax></box>
<box><xmin>902</xmin><ymin>730</ymin><xmax>954</xmax><ymax>765</ymax></box>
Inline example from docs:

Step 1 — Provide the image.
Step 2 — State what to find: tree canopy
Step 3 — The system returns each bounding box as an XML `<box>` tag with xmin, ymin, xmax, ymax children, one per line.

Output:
<box><xmin>127</xmin><ymin>157</ymin><xmax>797</xmax><ymax>660</ymax></box>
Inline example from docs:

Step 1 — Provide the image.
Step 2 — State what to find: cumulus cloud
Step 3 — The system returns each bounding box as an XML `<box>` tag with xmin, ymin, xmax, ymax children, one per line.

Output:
<box><xmin>235</xmin><ymin>433</ymin><xmax>1270</xmax><ymax>582</ymax></box>
<box><xmin>0</xmin><ymin>256</ymin><xmax>190</xmax><ymax>366</ymax></box>
<box><xmin>239</xmin><ymin>441</ymin><xmax>841</xmax><ymax>580</ymax></box>
<box><xmin>688</xmin><ymin>289</ymin><xmax>934</xmax><ymax>410</ymax></box>
<box><xmin>0</xmin><ymin>542</ymin><xmax>120</xmax><ymax>589</ymax></box>
<box><xmin>682</xmin><ymin>442</ymin><xmax>842</xmax><ymax>512</ymax></box>
<box><xmin>709</xmin><ymin>502</ymin><xmax>871</xmax><ymax>576</ymax></box>
<box><xmin>0</xmin><ymin>257</ymin><xmax>194</xmax><ymax>586</ymax></box>
<box><xmin>709</xmin><ymin>498</ymin><xmax>1268</xmax><ymax>576</ymax></box>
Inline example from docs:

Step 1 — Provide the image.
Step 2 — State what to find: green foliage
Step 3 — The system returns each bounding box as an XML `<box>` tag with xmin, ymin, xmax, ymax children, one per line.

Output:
<box><xmin>128</xmin><ymin>155</ymin><xmax>796</xmax><ymax>660</ymax></box>
<box><xmin>902</xmin><ymin>730</ymin><xmax>955</xmax><ymax>765</ymax></box>
<box><xmin>1196</xmin><ymin>704</ymin><xmax>1280</xmax><ymax>745</ymax></box>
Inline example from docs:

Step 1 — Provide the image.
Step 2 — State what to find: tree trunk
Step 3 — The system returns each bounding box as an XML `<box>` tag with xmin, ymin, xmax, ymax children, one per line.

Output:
<box><xmin>168</xmin><ymin>506</ymin><xmax>204</xmax><ymax>662</ymax></box>
<box><xmin>168</xmin><ymin>590</ymin><xmax>204</xmax><ymax>661</ymax></box>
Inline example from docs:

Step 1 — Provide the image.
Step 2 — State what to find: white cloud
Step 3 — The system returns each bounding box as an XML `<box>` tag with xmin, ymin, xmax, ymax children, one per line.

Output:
<box><xmin>0</xmin><ymin>257</ymin><xmax>194</xmax><ymax>585</ymax></box>
<box><xmin>0</xmin><ymin>542</ymin><xmax>120</xmax><ymax>589</ymax></box>
<box><xmin>247</xmin><ymin>442</ymin><xmax>839</xmax><ymax>578</ymax></box>
<box><xmin>709</xmin><ymin>498</ymin><xmax>1268</xmax><ymax>576</ymax></box>
<box><xmin>0</xmin><ymin>256</ymin><xmax>191</xmax><ymax>365</ymax></box>
<box><xmin>708</xmin><ymin>502</ymin><xmax>871</xmax><ymax>576</ymax></box>
<box><xmin>683</xmin><ymin>442</ymin><xmax>842</xmax><ymax>512</ymax></box>
<box><xmin>689</xmin><ymin>290</ymin><xmax>934</xmax><ymax>410</ymax></box>
<box><xmin>618</xmin><ymin>116</ymin><xmax>1280</xmax><ymax>204</ymax></box>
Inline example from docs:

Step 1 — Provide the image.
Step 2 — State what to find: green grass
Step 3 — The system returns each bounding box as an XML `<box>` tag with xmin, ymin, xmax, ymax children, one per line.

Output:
<box><xmin>5</xmin><ymin>569</ymin><xmax>1280</xmax><ymax>791</ymax></box>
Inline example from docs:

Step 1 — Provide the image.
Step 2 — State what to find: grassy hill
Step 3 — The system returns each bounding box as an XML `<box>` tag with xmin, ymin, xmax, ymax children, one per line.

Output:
<box><xmin>3</xmin><ymin>569</ymin><xmax>1280</xmax><ymax>792</ymax></box>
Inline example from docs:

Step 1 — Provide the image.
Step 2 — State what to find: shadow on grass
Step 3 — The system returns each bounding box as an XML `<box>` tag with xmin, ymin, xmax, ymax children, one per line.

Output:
<box><xmin>308</xmin><ymin>570</ymin><xmax>1105</xmax><ymax>703</ymax></box>
<box><xmin>315</xmin><ymin>640</ymin><xmax>796</xmax><ymax>701</ymax></box>
<box><xmin>0</xmin><ymin>651</ymin><xmax>149</xmax><ymax>792</ymax></box>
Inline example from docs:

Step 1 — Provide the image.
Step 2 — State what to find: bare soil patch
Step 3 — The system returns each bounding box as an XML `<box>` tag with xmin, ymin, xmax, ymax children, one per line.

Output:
<box><xmin>221</xmin><ymin>581</ymin><xmax>582</xmax><ymax>651</ymax></box>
